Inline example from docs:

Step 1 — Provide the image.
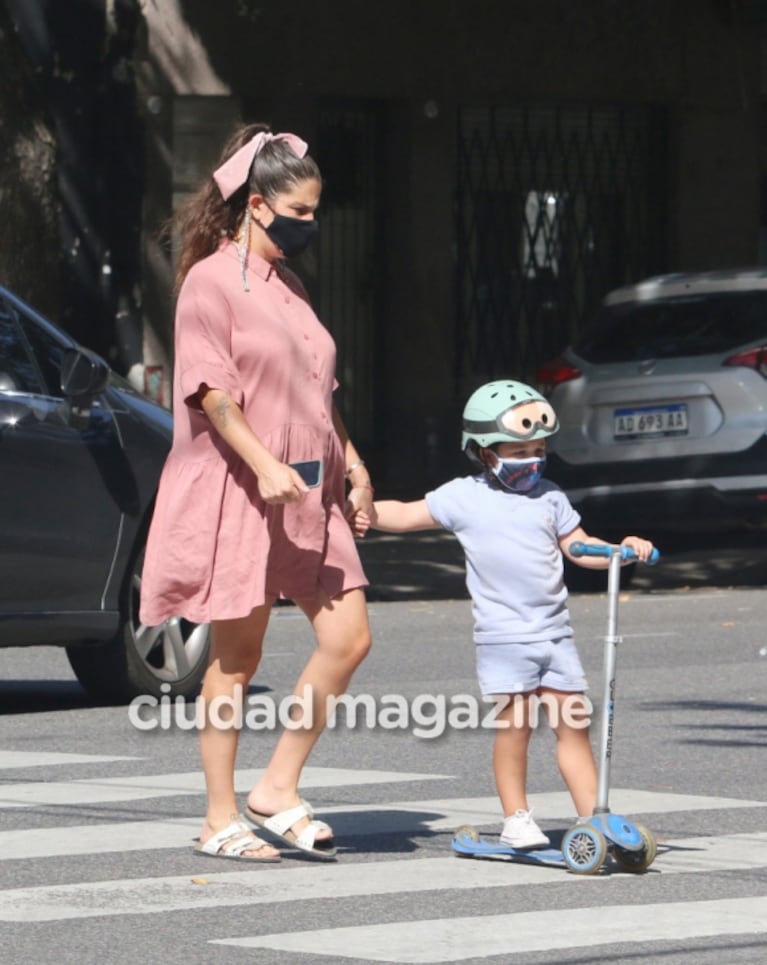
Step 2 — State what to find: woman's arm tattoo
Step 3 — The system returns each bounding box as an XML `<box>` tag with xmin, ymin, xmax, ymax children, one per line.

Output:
<box><xmin>210</xmin><ymin>395</ymin><xmax>230</xmax><ymax>429</ymax></box>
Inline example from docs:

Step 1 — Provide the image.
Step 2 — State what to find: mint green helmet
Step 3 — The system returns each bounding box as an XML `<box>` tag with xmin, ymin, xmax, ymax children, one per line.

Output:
<box><xmin>461</xmin><ymin>379</ymin><xmax>559</xmax><ymax>465</ymax></box>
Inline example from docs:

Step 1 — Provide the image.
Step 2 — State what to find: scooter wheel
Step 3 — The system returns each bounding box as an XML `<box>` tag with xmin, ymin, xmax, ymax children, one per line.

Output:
<box><xmin>611</xmin><ymin>823</ymin><xmax>657</xmax><ymax>873</ymax></box>
<box><xmin>562</xmin><ymin>824</ymin><xmax>608</xmax><ymax>875</ymax></box>
<box><xmin>453</xmin><ymin>825</ymin><xmax>480</xmax><ymax>842</ymax></box>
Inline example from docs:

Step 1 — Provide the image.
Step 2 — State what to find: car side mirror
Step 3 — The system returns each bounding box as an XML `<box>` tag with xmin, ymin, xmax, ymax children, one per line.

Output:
<box><xmin>60</xmin><ymin>348</ymin><xmax>110</xmax><ymax>425</ymax></box>
<box><xmin>60</xmin><ymin>347</ymin><xmax>110</xmax><ymax>398</ymax></box>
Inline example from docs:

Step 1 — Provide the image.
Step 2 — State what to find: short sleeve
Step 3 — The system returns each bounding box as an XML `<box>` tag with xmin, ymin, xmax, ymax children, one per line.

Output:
<box><xmin>425</xmin><ymin>477</ymin><xmax>474</xmax><ymax>533</ymax></box>
<box><xmin>549</xmin><ymin>486</ymin><xmax>581</xmax><ymax>537</ymax></box>
<box><xmin>175</xmin><ymin>277</ymin><xmax>245</xmax><ymax>411</ymax></box>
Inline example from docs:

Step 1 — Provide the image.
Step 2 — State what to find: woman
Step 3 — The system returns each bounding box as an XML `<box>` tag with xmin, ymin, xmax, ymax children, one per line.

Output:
<box><xmin>140</xmin><ymin>123</ymin><xmax>374</xmax><ymax>862</ymax></box>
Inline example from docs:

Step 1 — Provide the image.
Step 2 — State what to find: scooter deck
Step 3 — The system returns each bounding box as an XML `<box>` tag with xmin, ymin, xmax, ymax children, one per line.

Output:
<box><xmin>452</xmin><ymin>830</ymin><xmax>566</xmax><ymax>867</ymax></box>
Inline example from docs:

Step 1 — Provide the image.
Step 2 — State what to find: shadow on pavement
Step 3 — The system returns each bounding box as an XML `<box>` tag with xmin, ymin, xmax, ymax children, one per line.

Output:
<box><xmin>629</xmin><ymin>528</ymin><xmax>767</xmax><ymax>593</ymax></box>
<box><xmin>358</xmin><ymin>531</ymin><xmax>467</xmax><ymax>601</ymax></box>
<box><xmin>0</xmin><ymin>679</ymin><xmax>93</xmax><ymax>714</ymax></box>
<box><xmin>358</xmin><ymin>527</ymin><xmax>767</xmax><ymax>601</ymax></box>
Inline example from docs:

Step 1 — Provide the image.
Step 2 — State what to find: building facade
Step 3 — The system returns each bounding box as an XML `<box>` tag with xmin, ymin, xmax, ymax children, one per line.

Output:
<box><xmin>12</xmin><ymin>0</ymin><xmax>767</xmax><ymax>493</ymax></box>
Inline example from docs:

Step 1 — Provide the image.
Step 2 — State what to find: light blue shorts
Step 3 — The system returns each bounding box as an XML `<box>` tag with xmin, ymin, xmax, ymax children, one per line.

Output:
<box><xmin>476</xmin><ymin>638</ymin><xmax>588</xmax><ymax>696</ymax></box>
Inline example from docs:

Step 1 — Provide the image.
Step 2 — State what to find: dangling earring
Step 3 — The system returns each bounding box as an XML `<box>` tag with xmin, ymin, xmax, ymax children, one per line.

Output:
<box><xmin>238</xmin><ymin>207</ymin><xmax>251</xmax><ymax>292</ymax></box>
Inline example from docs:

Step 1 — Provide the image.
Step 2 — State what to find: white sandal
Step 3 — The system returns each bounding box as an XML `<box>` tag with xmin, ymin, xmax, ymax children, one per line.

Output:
<box><xmin>245</xmin><ymin>802</ymin><xmax>337</xmax><ymax>859</ymax></box>
<box><xmin>194</xmin><ymin>816</ymin><xmax>281</xmax><ymax>863</ymax></box>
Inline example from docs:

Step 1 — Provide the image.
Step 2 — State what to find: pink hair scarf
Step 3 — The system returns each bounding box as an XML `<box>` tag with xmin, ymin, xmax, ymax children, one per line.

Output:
<box><xmin>213</xmin><ymin>131</ymin><xmax>309</xmax><ymax>200</ymax></box>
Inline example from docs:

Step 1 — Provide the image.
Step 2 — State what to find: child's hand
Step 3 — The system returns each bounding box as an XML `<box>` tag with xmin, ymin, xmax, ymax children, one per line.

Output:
<box><xmin>351</xmin><ymin>508</ymin><xmax>371</xmax><ymax>539</ymax></box>
<box><xmin>620</xmin><ymin>535</ymin><xmax>654</xmax><ymax>562</ymax></box>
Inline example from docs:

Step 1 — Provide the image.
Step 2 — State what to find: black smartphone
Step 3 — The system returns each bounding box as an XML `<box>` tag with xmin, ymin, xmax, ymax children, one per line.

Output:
<box><xmin>289</xmin><ymin>459</ymin><xmax>323</xmax><ymax>489</ymax></box>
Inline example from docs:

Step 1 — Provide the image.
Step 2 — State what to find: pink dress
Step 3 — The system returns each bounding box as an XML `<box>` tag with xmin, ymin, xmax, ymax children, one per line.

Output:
<box><xmin>139</xmin><ymin>242</ymin><xmax>367</xmax><ymax>625</ymax></box>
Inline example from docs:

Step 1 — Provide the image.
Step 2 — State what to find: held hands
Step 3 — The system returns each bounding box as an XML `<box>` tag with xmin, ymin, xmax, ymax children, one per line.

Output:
<box><xmin>343</xmin><ymin>460</ymin><xmax>374</xmax><ymax>536</ymax></box>
<box><xmin>350</xmin><ymin>507</ymin><xmax>372</xmax><ymax>538</ymax></box>
<box><xmin>345</xmin><ymin>488</ymin><xmax>374</xmax><ymax>537</ymax></box>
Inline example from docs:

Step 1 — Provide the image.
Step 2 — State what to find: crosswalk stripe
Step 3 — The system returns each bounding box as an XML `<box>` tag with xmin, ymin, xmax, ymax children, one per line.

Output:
<box><xmin>0</xmin><ymin>766</ymin><xmax>450</xmax><ymax>809</ymax></box>
<box><xmin>1</xmin><ymin>788</ymin><xmax>764</xmax><ymax>860</ymax></box>
<box><xmin>0</xmin><ymin>751</ymin><xmax>136</xmax><ymax>769</ymax></box>
<box><xmin>2</xmin><ymin>832</ymin><xmax>767</xmax><ymax>923</ymax></box>
<box><xmin>2</xmin><ymin>768</ymin><xmax>762</xmax><ymax>814</ymax></box>
<box><xmin>212</xmin><ymin>896</ymin><xmax>767</xmax><ymax>962</ymax></box>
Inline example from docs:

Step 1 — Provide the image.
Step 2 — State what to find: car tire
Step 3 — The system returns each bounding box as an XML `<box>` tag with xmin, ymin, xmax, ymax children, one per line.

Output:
<box><xmin>66</xmin><ymin>540</ymin><xmax>210</xmax><ymax>704</ymax></box>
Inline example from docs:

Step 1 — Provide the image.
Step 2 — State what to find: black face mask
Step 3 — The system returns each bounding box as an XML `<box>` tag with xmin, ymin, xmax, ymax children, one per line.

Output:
<box><xmin>265</xmin><ymin>212</ymin><xmax>319</xmax><ymax>259</ymax></box>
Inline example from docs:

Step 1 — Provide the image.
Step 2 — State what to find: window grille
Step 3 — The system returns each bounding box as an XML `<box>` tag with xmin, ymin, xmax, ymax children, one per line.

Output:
<box><xmin>309</xmin><ymin>102</ymin><xmax>383</xmax><ymax>447</ymax></box>
<box><xmin>455</xmin><ymin>104</ymin><xmax>667</xmax><ymax>392</ymax></box>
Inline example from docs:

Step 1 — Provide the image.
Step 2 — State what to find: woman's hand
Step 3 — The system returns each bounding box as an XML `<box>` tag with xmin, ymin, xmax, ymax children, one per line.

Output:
<box><xmin>350</xmin><ymin>508</ymin><xmax>372</xmax><ymax>538</ymax></box>
<box><xmin>345</xmin><ymin>485</ymin><xmax>374</xmax><ymax>530</ymax></box>
<box><xmin>256</xmin><ymin>460</ymin><xmax>309</xmax><ymax>504</ymax></box>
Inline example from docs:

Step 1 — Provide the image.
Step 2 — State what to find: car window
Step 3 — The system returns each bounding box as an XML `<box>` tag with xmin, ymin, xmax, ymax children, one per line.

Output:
<box><xmin>16</xmin><ymin>310</ymin><xmax>67</xmax><ymax>397</ymax></box>
<box><xmin>575</xmin><ymin>291</ymin><xmax>767</xmax><ymax>362</ymax></box>
<box><xmin>0</xmin><ymin>299</ymin><xmax>44</xmax><ymax>394</ymax></box>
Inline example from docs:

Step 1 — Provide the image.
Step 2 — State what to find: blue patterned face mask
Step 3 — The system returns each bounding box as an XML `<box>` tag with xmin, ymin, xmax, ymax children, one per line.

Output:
<box><xmin>490</xmin><ymin>455</ymin><xmax>546</xmax><ymax>493</ymax></box>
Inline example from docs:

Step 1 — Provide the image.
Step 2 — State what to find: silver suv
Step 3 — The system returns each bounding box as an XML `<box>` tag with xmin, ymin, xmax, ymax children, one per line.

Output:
<box><xmin>536</xmin><ymin>269</ymin><xmax>767</xmax><ymax>533</ymax></box>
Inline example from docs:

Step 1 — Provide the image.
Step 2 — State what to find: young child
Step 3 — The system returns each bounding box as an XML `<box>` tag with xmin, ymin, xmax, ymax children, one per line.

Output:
<box><xmin>359</xmin><ymin>380</ymin><xmax>654</xmax><ymax>849</ymax></box>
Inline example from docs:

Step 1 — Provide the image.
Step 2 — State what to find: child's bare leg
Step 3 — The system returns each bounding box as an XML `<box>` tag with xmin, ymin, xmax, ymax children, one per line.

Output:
<box><xmin>492</xmin><ymin>693</ymin><xmax>535</xmax><ymax>815</ymax></box>
<box><xmin>541</xmin><ymin>688</ymin><xmax>597</xmax><ymax>817</ymax></box>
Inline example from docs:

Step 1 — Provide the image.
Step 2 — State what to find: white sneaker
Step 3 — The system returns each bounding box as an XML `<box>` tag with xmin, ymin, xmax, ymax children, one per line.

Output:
<box><xmin>500</xmin><ymin>809</ymin><xmax>551</xmax><ymax>849</ymax></box>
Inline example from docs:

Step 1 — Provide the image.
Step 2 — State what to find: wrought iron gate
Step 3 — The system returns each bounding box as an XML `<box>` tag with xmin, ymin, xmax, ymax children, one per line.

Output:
<box><xmin>311</xmin><ymin>101</ymin><xmax>383</xmax><ymax>447</ymax></box>
<box><xmin>454</xmin><ymin>104</ymin><xmax>667</xmax><ymax>393</ymax></box>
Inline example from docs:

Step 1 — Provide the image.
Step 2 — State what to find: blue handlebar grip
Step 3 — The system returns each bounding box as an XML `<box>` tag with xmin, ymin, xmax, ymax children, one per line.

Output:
<box><xmin>622</xmin><ymin>546</ymin><xmax>661</xmax><ymax>565</ymax></box>
<box><xmin>568</xmin><ymin>541</ymin><xmax>609</xmax><ymax>558</ymax></box>
<box><xmin>569</xmin><ymin>541</ymin><xmax>660</xmax><ymax>565</ymax></box>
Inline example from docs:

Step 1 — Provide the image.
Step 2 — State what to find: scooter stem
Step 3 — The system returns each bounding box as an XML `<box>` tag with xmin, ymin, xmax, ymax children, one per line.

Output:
<box><xmin>594</xmin><ymin>547</ymin><xmax>623</xmax><ymax>813</ymax></box>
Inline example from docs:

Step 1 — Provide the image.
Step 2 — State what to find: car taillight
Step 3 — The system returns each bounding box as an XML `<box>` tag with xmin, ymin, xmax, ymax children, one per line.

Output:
<box><xmin>723</xmin><ymin>346</ymin><xmax>767</xmax><ymax>377</ymax></box>
<box><xmin>535</xmin><ymin>357</ymin><xmax>582</xmax><ymax>396</ymax></box>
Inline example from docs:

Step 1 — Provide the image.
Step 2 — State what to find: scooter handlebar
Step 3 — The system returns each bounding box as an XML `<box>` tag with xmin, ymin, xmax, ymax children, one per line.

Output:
<box><xmin>569</xmin><ymin>541</ymin><xmax>660</xmax><ymax>565</ymax></box>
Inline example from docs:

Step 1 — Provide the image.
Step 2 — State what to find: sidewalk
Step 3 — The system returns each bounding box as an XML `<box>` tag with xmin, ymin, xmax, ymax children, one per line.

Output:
<box><xmin>357</xmin><ymin>528</ymin><xmax>767</xmax><ymax>601</ymax></box>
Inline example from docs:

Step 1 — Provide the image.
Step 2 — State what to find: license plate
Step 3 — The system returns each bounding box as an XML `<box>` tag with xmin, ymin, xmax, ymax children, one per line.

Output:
<box><xmin>613</xmin><ymin>403</ymin><xmax>688</xmax><ymax>439</ymax></box>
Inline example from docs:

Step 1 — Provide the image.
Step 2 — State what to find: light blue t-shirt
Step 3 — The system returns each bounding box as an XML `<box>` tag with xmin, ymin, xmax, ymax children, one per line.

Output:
<box><xmin>425</xmin><ymin>474</ymin><xmax>581</xmax><ymax>644</ymax></box>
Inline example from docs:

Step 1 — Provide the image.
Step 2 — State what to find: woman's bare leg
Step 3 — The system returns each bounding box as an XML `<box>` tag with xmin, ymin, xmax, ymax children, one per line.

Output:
<box><xmin>247</xmin><ymin>587</ymin><xmax>371</xmax><ymax>836</ymax></box>
<box><xmin>199</xmin><ymin>602</ymin><xmax>280</xmax><ymax>857</ymax></box>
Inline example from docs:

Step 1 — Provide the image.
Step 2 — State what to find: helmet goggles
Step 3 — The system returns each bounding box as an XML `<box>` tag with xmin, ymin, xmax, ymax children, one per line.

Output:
<box><xmin>463</xmin><ymin>398</ymin><xmax>559</xmax><ymax>443</ymax></box>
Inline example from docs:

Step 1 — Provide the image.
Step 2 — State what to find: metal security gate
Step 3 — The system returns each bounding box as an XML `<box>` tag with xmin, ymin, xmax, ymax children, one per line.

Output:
<box><xmin>454</xmin><ymin>105</ymin><xmax>667</xmax><ymax>393</ymax></box>
<box><xmin>310</xmin><ymin>101</ymin><xmax>384</xmax><ymax>448</ymax></box>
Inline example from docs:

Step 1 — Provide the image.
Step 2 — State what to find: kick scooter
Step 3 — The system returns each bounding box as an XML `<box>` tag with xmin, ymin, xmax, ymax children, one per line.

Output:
<box><xmin>452</xmin><ymin>541</ymin><xmax>660</xmax><ymax>874</ymax></box>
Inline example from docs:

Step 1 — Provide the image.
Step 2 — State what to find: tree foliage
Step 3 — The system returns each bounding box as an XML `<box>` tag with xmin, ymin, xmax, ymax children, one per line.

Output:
<box><xmin>0</xmin><ymin>2</ymin><xmax>58</xmax><ymax>316</ymax></box>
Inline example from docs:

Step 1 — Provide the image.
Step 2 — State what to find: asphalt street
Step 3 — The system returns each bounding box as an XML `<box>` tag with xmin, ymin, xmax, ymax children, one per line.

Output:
<box><xmin>0</xmin><ymin>527</ymin><xmax>766</xmax><ymax>963</ymax></box>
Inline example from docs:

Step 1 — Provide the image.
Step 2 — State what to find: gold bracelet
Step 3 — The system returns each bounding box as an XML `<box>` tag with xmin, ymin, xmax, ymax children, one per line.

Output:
<box><xmin>344</xmin><ymin>459</ymin><xmax>365</xmax><ymax>477</ymax></box>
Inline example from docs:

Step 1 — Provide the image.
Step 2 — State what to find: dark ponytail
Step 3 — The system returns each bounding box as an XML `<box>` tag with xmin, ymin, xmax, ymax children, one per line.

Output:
<box><xmin>170</xmin><ymin>122</ymin><xmax>320</xmax><ymax>291</ymax></box>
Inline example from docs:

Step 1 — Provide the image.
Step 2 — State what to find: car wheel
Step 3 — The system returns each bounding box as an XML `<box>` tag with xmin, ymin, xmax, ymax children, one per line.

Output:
<box><xmin>66</xmin><ymin>543</ymin><xmax>210</xmax><ymax>704</ymax></box>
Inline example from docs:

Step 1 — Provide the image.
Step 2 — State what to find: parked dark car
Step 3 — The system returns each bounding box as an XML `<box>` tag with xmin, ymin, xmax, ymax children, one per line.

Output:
<box><xmin>0</xmin><ymin>286</ymin><xmax>210</xmax><ymax>702</ymax></box>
